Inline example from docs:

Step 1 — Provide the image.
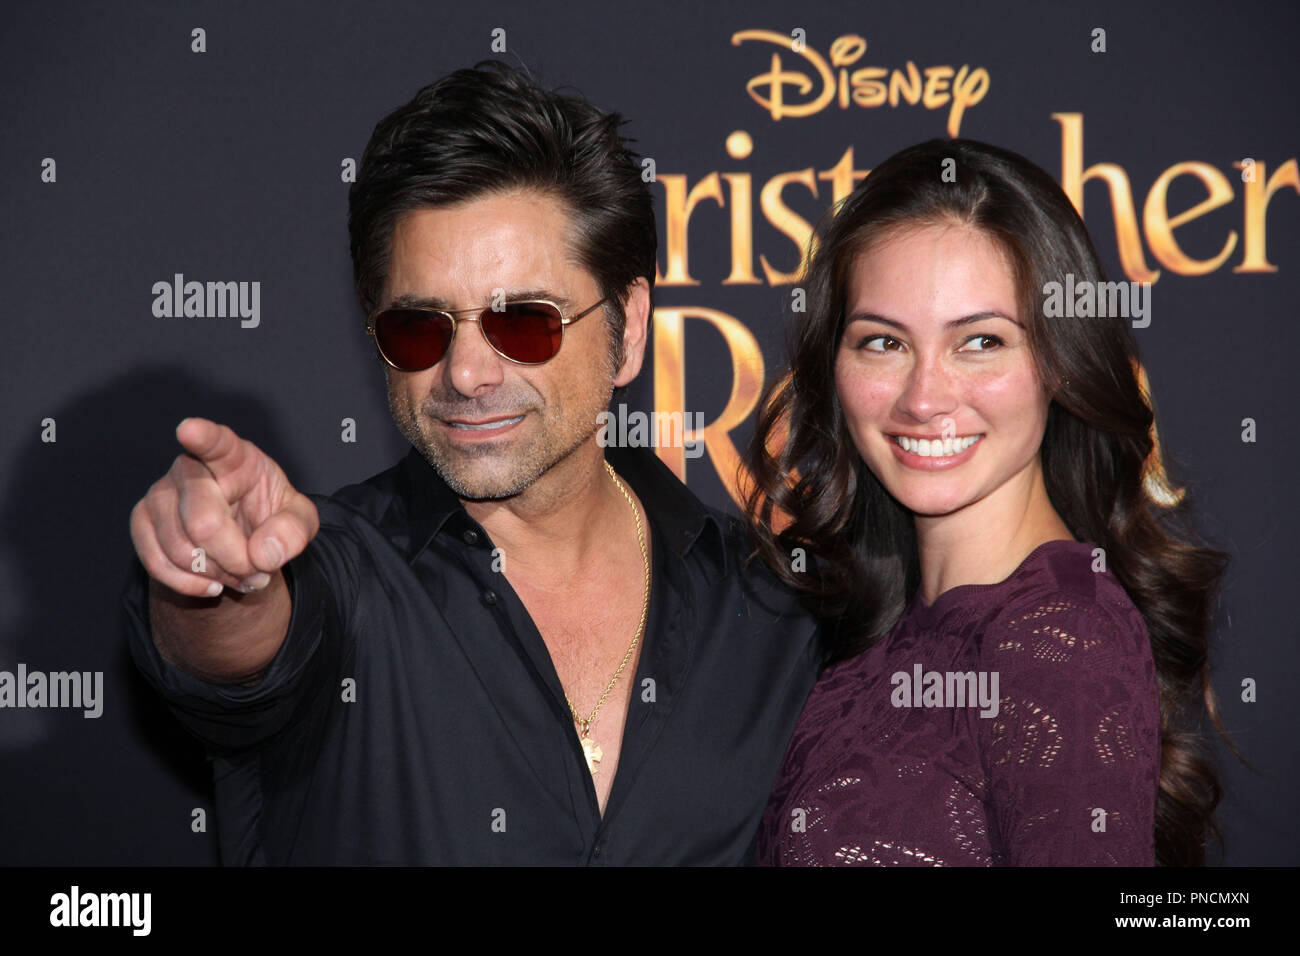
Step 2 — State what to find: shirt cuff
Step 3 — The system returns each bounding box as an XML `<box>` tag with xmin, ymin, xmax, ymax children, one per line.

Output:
<box><xmin>121</xmin><ymin>551</ymin><xmax>330</xmax><ymax>753</ymax></box>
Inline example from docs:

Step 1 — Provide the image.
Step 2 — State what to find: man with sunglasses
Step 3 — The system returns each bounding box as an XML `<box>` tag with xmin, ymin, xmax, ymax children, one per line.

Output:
<box><xmin>122</xmin><ymin>61</ymin><xmax>820</xmax><ymax>865</ymax></box>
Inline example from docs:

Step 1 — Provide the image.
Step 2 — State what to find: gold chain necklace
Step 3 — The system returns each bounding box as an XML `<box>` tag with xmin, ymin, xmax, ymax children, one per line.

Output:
<box><xmin>563</xmin><ymin>460</ymin><xmax>650</xmax><ymax>776</ymax></box>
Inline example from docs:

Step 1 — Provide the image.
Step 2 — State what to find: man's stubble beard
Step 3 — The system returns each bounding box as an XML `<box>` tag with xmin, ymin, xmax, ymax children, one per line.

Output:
<box><xmin>386</xmin><ymin>345</ymin><xmax>618</xmax><ymax>502</ymax></box>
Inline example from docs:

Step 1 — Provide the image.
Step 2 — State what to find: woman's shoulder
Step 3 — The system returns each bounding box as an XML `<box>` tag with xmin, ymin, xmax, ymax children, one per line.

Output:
<box><xmin>980</xmin><ymin>539</ymin><xmax>1153</xmax><ymax>679</ymax></box>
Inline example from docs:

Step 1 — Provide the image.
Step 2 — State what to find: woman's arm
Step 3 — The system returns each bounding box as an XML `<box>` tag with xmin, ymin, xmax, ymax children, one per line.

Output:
<box><xmin>977</xmin><ymin>592</ymin><xmax>1161</xmax><ymax>865</ymax></box>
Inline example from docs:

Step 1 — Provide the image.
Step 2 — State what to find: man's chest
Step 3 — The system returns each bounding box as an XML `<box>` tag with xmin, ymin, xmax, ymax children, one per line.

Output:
<box><xmin>275</xmin><ymin>551</ymin><xmax>819</xmax><ymax>863</ymax></box>
<box><xmin>523</xmin><ymin>598</ymin><xmax>648</xmax><ymax>810</ymax></box>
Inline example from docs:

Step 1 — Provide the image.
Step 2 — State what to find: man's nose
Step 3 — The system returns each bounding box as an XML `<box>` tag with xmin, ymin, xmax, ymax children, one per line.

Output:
<box><xmin>442</xmin><ymin>315</ymin><xmax>506</xmax><ymax>397</ymax></box>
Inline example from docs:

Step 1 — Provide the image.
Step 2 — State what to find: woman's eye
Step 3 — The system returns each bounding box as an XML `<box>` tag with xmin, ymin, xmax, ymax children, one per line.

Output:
<box><xmin>857</xmin><ymin>335</ymin><xmax>900</xmax><ymax>352</ymax></box>
<box><xmin>959</xmin><ymin>334</ymin><xmax>1003</xmax><ymax>352</ymax></box>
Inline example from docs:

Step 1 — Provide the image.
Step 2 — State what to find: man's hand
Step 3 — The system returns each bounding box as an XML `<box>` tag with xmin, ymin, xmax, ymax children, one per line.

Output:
<box><xmin>128</xmin><ymin>418</ymin><xmax>319</xmax><ymax>682</ymax></box>
<box><xmin>130</xmin><ymin>418</ymin><xmax>319</xmax><ymax>597</ymax></box>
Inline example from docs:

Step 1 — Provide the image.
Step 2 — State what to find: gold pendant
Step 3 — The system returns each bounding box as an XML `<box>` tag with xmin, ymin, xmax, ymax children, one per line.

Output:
<box><xmin>580</xmin><ymin>734</ymin><xmax>603</xmax><ymax>775</ymax></box>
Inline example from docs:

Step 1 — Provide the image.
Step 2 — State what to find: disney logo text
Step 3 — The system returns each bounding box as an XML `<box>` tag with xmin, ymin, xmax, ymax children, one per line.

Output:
<box><xmin>732</xmin><ymin>30</ymin><xmax>990</xmax><ymax>135</ymax></box>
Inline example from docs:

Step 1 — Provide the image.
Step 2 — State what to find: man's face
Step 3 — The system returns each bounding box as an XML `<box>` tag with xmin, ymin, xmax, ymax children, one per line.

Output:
<box><xmin>381</xmin><ymin>188</ymin><xmax>632</xmax><ymax>500</ymax></box>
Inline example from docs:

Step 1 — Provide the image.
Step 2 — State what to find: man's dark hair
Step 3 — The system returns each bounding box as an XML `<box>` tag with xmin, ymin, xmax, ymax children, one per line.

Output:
<box><xmin>348</xmin><ymin>60</ymin><xmax>656</xmax><ymax>375</ymax></box>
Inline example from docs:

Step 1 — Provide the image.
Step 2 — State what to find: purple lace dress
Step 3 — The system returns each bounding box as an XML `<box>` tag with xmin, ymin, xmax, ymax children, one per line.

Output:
<box><xmin>757</xmin><ymin>540</ymin><xmax>1160</xmax><ymax>866</ymax></box>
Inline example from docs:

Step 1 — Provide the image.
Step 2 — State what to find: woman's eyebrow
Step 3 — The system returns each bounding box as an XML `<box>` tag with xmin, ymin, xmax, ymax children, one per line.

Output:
<box><xmin>844</xmin><ymin>310</ymin><xmax>1022</xmax><ymax>330</ymax></box>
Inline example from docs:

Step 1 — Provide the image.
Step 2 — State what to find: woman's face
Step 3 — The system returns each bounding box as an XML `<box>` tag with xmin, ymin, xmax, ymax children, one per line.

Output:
<box><xmin>834</xmin><ymin>221</ymin><xmax>1050</xmax><ymax>518</ymax></box>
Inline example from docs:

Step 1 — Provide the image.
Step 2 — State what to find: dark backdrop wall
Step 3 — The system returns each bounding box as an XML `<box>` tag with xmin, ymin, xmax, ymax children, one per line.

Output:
<box><xmin>2</xmin><ymin>0</ymin><xmax>1296</xmax><ymax>865</ymax></box>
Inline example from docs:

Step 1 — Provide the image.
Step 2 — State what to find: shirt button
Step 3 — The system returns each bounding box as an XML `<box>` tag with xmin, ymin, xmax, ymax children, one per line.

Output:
<box><xmin>462</xmin><ymin>529</ymin><xmax>479</xmax><ymax>545</ymax></box>
<box><xmin>481</xmin><ymin>589</ymin><xmax>497</xmax><ymax>606</ymax></box>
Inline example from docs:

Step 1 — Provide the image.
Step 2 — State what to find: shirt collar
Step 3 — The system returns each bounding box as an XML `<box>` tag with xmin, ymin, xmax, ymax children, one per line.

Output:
<box><xmin>397</xmin><ymin>443</ymin><xmax>730</xmax><ymax>575</ymax></box>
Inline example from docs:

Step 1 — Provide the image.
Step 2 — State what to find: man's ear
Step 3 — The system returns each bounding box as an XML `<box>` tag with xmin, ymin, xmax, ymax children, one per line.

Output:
<box><xmin>613</xmin><ymin>277</ymin><xmax>651</xmax><ymax>387</ymax></box>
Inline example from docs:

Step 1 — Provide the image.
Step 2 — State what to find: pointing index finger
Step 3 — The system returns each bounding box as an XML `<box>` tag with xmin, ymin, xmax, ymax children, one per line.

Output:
<box><xmin>174</xmin><ymin>417</ymin><xmax>265</xmax><ymax>507</ymax></box>
<box><xmin>175</xmin><ymin>417</ymin><xmax>247</xmax><ymax>478</ymax></box>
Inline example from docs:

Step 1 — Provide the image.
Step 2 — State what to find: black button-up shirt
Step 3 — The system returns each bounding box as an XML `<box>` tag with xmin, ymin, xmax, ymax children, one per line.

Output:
<box><xmin>122</xmin><ymin>443</ymin><xmax>820</xmax><ymax>865</ymax></box>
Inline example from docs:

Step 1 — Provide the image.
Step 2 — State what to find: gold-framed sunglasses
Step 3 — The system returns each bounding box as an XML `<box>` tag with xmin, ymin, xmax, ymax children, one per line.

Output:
<box><xmin>366</xmin><ymin>295</ymin><xmax>610</xmax><ymax>371</ymax></box>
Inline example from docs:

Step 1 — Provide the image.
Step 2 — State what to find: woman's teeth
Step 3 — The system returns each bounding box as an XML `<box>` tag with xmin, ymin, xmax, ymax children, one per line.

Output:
<box><xmin>894</xmin><ymin>434</ymin><xmax>981</xmax><ymax>457</ymax></box>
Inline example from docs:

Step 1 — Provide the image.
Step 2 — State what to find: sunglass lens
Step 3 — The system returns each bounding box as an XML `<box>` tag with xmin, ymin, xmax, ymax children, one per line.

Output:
<box><xmin>483</xmin><ymin>302</ymin><xmax>564</xmax><ymax>363</ymax></box>
<box><xmin>375</xmin><ymin>309</ymin><xmax>452</xmax><ymax>371</ymax></box>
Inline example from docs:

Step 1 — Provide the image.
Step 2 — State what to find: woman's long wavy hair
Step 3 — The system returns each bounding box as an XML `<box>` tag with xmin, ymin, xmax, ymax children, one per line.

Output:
<box><xmin>744</xmin><ymin>138</ymin><xmax>1232</xmax><ymax>866</ymax></box>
